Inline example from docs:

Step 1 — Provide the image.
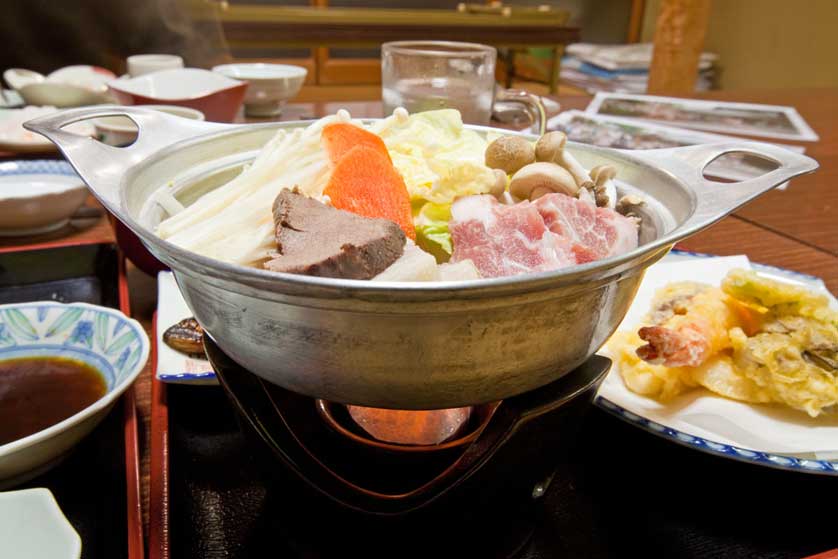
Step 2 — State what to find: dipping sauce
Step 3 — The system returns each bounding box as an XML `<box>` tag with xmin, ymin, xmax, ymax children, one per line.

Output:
<box><xmin>0</xmin><ymin>357</ymin><xmax>107</xmax><ymax>445</ymax></box>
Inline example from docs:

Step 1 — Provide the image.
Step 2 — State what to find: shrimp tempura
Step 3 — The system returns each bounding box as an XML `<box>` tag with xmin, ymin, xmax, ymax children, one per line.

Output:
<box><xmin>636</xmin><ymin>282</ymin><xmax>749</xmax><ymax>367</ymax></box>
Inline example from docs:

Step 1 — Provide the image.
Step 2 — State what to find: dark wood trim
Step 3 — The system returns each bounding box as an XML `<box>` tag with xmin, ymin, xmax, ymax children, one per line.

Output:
<box><xmin>627</xmin><ymin>0</ymin><xmax>646</xmax><ymax>43</ymax></box>
<box><xmin>221</xmin><ymin>22</ymin><xmax>580</xmax><ymax>48</ymax></box>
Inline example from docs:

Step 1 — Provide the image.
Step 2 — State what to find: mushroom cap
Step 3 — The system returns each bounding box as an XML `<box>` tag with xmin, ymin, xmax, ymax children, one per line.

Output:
<box><xmin>485</xmin><ymin>136</ymin><xmax>535</xmax><ymax>175</ymax></box>
<box><xmin>590</xmin><ymin>164</ymin><xmax>617</xmax><ymax>185</ymax></box>
<box><xmin>489</xmin><ymin>168</ymin><xmax>508</xmax><ymax>198</ymax></box>
<box><xmin>534</xmin><ymin>131</ymin><xmax>568</xmax><ymax>163</ymax></box>
<box><xmin>508</xmin><ymin>162</ymin><xmax>578</xmax><ymax>201</ymax></box>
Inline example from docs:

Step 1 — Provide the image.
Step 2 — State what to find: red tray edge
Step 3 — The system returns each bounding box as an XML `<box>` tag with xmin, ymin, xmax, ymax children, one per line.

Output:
<box><xmin>148</xmin><ymin>313</ymin><xmax>170</xmax><ymax>559</ymax></box>
<box><xmin>119</xmin><ymin>250</ymin><xmax>145</xmax><ymax>559</ymax></box>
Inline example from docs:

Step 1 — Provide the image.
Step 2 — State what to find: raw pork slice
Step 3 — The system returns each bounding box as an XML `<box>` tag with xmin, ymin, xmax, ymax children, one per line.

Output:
<box><xmin>535</xmin><ymin>193</ymin><xmax>638</xmax><ymax>263</ymax></box>
<box><xmin>449</xmin><ymin>193</ymin><xmax>638</xmax><ymax>278</ymax></box>
<box><xmin>449</xmin><ymin>195</ymin><xmax>576</xmax><ymax>278</ymax></box>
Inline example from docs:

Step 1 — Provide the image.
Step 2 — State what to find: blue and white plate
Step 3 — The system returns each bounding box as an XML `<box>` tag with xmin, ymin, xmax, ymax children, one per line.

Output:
<box><xmin>596</xmin><ymin>250</ymin><xmax>838</xmax><ymax>475</ymax></box>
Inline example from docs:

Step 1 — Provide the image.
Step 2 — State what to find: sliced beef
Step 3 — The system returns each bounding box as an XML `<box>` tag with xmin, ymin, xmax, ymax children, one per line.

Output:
<box><xmin>449</xmin><ymin>193</ymin><xmax>638</xmax><ymax>278</ymax></box>
<box><xmin>263</xmin><ymin>189</ymin><xmax>405</xmax><ymax>279</ymax></box>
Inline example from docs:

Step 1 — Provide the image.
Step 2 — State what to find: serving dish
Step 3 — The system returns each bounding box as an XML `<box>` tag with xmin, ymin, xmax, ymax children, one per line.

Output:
<box><xmin>155</xmin><ymin>271</ymin><xmax>214</xmax><ymax>385</ymax></box>
<box><xmin>25</xmin><ymin>106</ymin><xmax>818</xmax><ymax>409</ymax></box>
<box><xmin>0</xmin><ymin>301</ymin><xmax>149</xmax><ymax>487</ymax></box>
<box><xmin>212</xmin><ymin>63</ymin><xmax>307</xmax><ymax>117</ymax></box>
<box><xmin>0</xmin><ymin>160</ymin><xmax>88</xmax><ymax>236</ymax></box>
<box><xmin>3</xmin><ymin>66</ymin><xmax>115</xmax><ymax>108</ymax></box>
<box><xmin>0</xmin><ymin>107</ymin><xmax>94</xmax><ymax>154</ymax></box>
<box><xmin>0</xmin><ymin>89</ymin><xmax>24</xmax><ymax>108</ymax></box>
<box><xmin>107</xmin><ymin>69</ymin><xmax>247</xmax><ymax>123</ymax></box>
<box><xmin>597</xmin><ymin>249</ymin><xmax>838</xmax><ymax>475</ymax></box>
<box><xmin>0</xmin><ymin>488</ymin><xmax>81</xmax><ymax>558</ymax></box>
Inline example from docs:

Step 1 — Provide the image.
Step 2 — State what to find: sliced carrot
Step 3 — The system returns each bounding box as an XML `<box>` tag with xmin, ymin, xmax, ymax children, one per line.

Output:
<box><xmin>321</xmin><ymin>122</ymin><xmax>391</xmax><ymax>165</ymax></box>
<box><xmin>324</xmin><ymin>145</ymin><xmax>415</xmax><ymax>240</ymax></box>
<box><xmin>727</xmin><ymin>297</ymin><xmax>765</xmax><ymax>336</ymax></box>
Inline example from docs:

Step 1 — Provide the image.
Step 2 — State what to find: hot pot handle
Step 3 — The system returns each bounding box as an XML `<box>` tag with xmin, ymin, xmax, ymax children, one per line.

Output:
<box><xmin>628</xmin><ymin>141</ymin><xmax>818</xmax><ymax>235</ymax></box>
<box><xmin>23</xmin><ymin>105</ymin><xmax>234</xmax><ymax>208</ymax></box>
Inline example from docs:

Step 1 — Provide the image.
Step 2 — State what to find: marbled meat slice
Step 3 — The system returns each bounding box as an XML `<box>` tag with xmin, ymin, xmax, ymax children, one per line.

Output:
<box><xmin>449</xmin><ymin>193</ymin><xmax>639</xmax><ymax>278</ymax></box>
<box><xmin>263</xmin><ymin>189</ymin><xmax>405</xmax><ymax>279</ymax></box>
<box><xmin>535</xmin><ymin>193</ymin><xmax>639</xmax><ymax>263</ymax></box>
<box><xmin>449</xmin><ymin>195</ymin><xmax>576</xmax><ymax>278</ymax></box>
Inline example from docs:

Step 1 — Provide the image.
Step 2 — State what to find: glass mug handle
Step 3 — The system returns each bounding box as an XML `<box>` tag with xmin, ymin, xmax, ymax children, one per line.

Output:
<box><xmin>494</xmin><ymin>88</ymin><xmax>547</xmax><ymax>136</ymax></box>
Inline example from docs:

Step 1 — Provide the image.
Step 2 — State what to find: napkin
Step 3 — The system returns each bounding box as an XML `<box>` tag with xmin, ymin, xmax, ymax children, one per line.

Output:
<box><xmin>597</xmin><ymin>254</ymin><xmax>838</xmax><ymax>460</ymax></box>
<box><xmin>155</xmin><ymin>271</ymin><xmax>217</xmax><ymax>385</ymax></box>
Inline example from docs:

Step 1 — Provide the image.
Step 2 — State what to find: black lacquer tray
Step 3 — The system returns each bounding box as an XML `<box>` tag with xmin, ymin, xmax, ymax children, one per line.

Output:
<box><xmin>0</xmin><ymin>243</ymin><xmax>136</xmax><ymax>559</ymax></box>
<box><xmin>160</xmin><ymin>340</ymin><xmax>838</xmax><ymax>558</ymax></box>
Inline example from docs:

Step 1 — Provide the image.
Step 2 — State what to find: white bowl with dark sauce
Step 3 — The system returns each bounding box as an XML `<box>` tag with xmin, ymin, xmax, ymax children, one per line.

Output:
<box><xmin>0</xmin><ymin>302</ymin><xmax>149</xmax><ymax>488</ymax></box>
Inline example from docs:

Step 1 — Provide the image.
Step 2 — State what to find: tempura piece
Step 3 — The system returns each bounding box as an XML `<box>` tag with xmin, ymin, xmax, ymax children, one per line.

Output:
<box><xmin>609</xmin><ymin>331</ymin><xmax>769</xmax><ymax>403</ymax></box>
<box><xmin>722</xmin><ymin>268</ymin><xmax>838</xmax><ymax>325</ymax></box>
<box><xmin>731</xmin><ymin>318</ymin><xmax>838</xmax><ymax>417</ymax></box>
<box><xmin>722</xmin><ymin>270</ymin><xmax>838</xmax><ymax>415</ymax></box>
<box><xmin>612</xmin><ymin>267</ymin><xmax>838</xmax><ymax>417</ymax></box>
<box><xmin>689</xmin><ymin>354</ymin><xmax>771</xmax><ymax>404</ymax></box>
<box><xmin>636</xmin><ymin>282</ymin><xmax>750</xmax><ymax>367</ymax></box>
<box><xmin>608</xmin><ymin>330</ymin><xmax>696</xmax><ymax>400</ymax></box>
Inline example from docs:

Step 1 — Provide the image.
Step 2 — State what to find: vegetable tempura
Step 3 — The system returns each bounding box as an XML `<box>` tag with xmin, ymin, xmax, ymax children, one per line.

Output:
<box><xmin>608</xmin><ymin>268</ymin><xmax>838</xmax><ymax>417</ymax></box>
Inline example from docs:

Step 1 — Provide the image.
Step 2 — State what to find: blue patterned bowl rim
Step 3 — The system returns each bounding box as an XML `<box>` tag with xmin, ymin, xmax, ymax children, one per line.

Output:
<box><xmin>0</xmin><ymin>159</ymin><xmax>77</xmax><ymax>177</ymax></box>
<box><xmin>0</xmin><ymin>301</ymin><xmax>149</xmax><ymax>456</ymax></box>
<box><xmin>597</xmin><ymin>249</ymin><xmax>838</xmax><ymax>475</ymax></box>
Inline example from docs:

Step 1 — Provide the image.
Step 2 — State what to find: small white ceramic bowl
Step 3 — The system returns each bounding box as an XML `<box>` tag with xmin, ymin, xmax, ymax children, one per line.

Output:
<box><xmin>93</xmin><ymin>105</ymin><xmax>205</xmax><ymax>147</ymax></box>
<box><xmin>0</xmin><ymin>160</ymin><xmax>88</xmax><ymax>236</ymax></box>
<box><xmin>0</xmin><ymin>302</ymin><xmax>149</xmax><ymax>488</ymax></box>
<box><xmin>0</xmin><ymin>488</ymin><xmax>81</xmax><ymax>558</ymax></box>
<box><xmin>18</xmin><ymin>83</ymin><xmax>108</xmax><ymax>108</ymax></box>
<box><xmin>126</xmin><ymin>54</ymin><xmax>184</xmax><ymax>77</ymax></box>
<box><xmin>212</xmin><ymin>63</ymin><xmax>307</xmax><ymax>117</ymax></box>
<box><xmin>4</xmin><ymin>66</ymin><xmax>115</xmax><ymax>108</ymax></box>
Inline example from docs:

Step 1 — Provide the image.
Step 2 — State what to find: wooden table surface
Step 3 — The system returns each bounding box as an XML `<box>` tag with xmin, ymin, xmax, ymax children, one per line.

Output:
<box><xmin>7</xmin><ymin>89</ymin><xmax>832</xmax><ymax>546</ymax></box>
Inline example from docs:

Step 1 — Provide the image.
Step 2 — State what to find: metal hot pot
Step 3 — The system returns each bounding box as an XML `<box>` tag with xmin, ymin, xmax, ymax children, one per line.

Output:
<box><xmin>25</xmin><ymin>106</ymin><xmax>818</xmax><ymax>410</ymax></box>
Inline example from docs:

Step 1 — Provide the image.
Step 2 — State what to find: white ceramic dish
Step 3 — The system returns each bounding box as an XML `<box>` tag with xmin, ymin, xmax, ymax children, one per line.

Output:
<box><xmin>107</xmin><ymin>68</ymin><xmax>247</xmax><ymax>122</ymax></box>
<box><xmin>93</xmin><ymin>104</ymin><xmax>204</xmax><ymax>147</ymax></box>
<box><xmin>0</xmin><ymin>107</ymin><xmax>94</xmax><ymax>154</ymax></box>
<box><xmin>0</xmin><ymin>488</ymin><xmax>81</xmax><ymax>558</ymax></box>
<box><xmin>0</xmin><ymin>160</ymin><xmax>88</xmax><ymax>236</ymax></box>
<box><xmin>4</xmin><ymin>66</ymin><xmax>115</xmax><ymax>108</ymax></box>
<box><xmin>156</xmin><ymin>271</ymin><xmax>216</xmax><ymax>385</ymax></box>
<box><xmin>108</xmin><ymin>68</ymin><xmax>239</xmax><ymax>99</ymax></box>
<box><xmin>126</xmin><ymin>54</ymin><xmax>184</xmax><ymax>77</ymax></box>
<box><xmin>0</xmin><ymin>302</ymin><xmax>149</xmax><ymax>487</ymax></box>
<box><xmin>0</xmin><ymin>89</ymin><xmax>24</xmax><ymax>109</ymax></box>
<box><xmin>212</xmin><ymin>63</ymin><xmax>306</xmax><ymax>117</ymax></box>
<box><xmin>597</xmin><ymin>250</ymin><xmax>838</xmax><ymax>475</ymax></box>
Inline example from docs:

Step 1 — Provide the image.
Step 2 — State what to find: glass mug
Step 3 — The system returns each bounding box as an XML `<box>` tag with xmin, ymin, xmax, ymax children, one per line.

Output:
<box><xmin>382</xmin><ymin>41</ymin><xmax>545</xmax><ymax>134</ymax></box>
